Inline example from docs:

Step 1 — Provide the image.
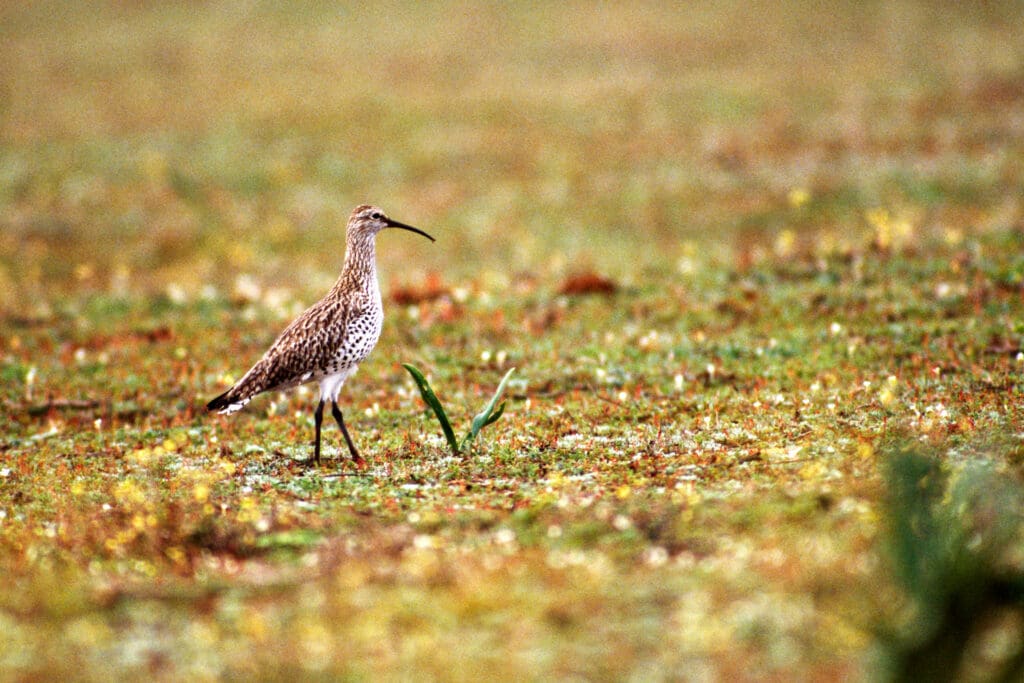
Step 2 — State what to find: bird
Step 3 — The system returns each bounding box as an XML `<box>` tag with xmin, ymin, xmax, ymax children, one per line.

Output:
<box><xmin>206</xmin><ymin>204</ymin><xmax>435</xmax><ymax>468</ymax></box>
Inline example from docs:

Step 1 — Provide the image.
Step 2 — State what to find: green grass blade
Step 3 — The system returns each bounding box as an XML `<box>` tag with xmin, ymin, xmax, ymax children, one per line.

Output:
<box><xmin>402</xmin><ymin>363</ymin><xmax>460</xmax><ymax>456</ymax></box>
<box><xmin>483</xmin><ymin>401</ymin><xmax>506</xmax><ymax>427</ymax></box>
<box><xmin>461</xmin><ymin>368</ymin><xmax>515</xmax><ymax>451</ymax></box>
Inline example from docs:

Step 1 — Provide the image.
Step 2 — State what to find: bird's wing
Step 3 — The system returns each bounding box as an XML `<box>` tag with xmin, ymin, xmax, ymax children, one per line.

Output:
<box><xmin>209</xmin><ymin>298</ymin><xmax>355</xmax><ymax>412</ymax></box>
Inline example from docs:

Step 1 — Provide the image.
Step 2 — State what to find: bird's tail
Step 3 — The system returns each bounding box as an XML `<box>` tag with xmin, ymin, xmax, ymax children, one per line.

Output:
<box><xmin>206</xmin><ymin>387</ymin><xmax>251</xmax><ymax>415</ymax></box>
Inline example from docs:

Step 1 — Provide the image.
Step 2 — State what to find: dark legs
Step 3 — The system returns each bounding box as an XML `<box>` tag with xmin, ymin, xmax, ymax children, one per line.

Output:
<box><xmin>309</xmin><ymin>398</ymin><xmax>366</xmax><ymax>469</ymax></box>
<box><xmin>313</xmin><ymin>399</ymin><xmax>325</xmax><ymax>465</ymax></box>
<box><xmin>331</xmin><ymin>401</ymin><xmax>367</xmax><ymax>468</ymax></box>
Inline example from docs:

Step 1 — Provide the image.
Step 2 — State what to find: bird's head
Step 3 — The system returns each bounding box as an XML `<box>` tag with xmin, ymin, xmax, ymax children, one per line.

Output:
<box><xmin>347</xmin><ymin>205</ymin><xmax>435</xmax><ymax>242</ymax></box>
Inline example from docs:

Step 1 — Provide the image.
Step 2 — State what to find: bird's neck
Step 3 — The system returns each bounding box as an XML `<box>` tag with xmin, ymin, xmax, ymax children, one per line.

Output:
<box><xmin>335</xmin><ymin>233</ymin><xmax>377</xmax><ymax>293</ymax></box>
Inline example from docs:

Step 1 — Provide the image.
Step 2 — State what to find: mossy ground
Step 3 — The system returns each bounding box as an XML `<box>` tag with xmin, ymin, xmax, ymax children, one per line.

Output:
<box><xmin>2</xmin><ymin>2</ymin><xmax>1024</xmax><ymax>680</ymax></box>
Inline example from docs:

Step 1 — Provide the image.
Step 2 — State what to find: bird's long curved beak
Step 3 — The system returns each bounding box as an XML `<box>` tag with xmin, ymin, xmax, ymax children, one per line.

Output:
<box><xmin>386</xmin><ymin>217</ymin><xmax>435</xmax><ymax>242</ymax></box>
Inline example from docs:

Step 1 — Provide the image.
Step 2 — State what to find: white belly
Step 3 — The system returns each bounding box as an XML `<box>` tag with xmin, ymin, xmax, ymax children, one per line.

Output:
<box><xmin>318</xmin><ymin>366</ymin><xmax>356</xmax><ymax>402</ymax></box>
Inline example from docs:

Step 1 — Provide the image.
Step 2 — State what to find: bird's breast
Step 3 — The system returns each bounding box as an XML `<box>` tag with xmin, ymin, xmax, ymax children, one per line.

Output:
<box><xmin>331</xmin><ymin>306</ymin><xmax>383</xmax><ymax>367</ymax></box>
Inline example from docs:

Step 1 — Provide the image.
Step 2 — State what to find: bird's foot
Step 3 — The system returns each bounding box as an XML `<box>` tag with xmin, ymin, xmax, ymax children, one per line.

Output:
<box><xmin>304</xmin><ymin>447</ymin><xmax>321</xmax><ymax>468</ymax></box>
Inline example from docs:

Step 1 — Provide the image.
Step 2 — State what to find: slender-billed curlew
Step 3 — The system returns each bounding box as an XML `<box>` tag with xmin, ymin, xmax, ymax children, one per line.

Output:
<box><xmin>207</xmin><ymin>205</ymin><xmax>435</xmax><ymax>468</ymax></box>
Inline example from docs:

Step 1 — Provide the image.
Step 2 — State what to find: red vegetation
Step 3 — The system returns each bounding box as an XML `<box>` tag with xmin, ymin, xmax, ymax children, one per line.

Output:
<box><xmin>390</xmin><ymin>272</ymin><xmax>450</xmax><ymax>305</ymax></box>
<box><xmin>558</xmin><ymin>272</ymin><xmax>618</xmax><ymax>296</ymax></box>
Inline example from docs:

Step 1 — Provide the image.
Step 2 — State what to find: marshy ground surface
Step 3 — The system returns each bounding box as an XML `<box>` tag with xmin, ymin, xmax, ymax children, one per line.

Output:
<box><xmin>2</xmin><ymin>2</ymin><xmax>1024</xmax><ymax>680</ymax></box>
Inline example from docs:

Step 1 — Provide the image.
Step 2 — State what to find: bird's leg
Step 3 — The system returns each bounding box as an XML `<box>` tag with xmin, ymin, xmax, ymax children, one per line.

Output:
<box><xmin>312</xmin><ymin>399</ymin><xmax>325</xmax><ymax>466</ymax></box>
<box><xmin>331</xmin><ymin>401</ymin><xmax>367</xmax><ymax>469</ymax></box>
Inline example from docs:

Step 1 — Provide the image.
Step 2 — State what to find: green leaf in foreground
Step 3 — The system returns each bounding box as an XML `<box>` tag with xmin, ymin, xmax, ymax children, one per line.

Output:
<box><xmin>460</xmin><ymin>367</ymin><xmax>516</xmax><ymax>453</ymax></box>
<box><xmin>402</xmin><ymin>363</ymin><xmax>459</xmax><ymax>456</ymax></box>
<box><xmin>402</xmin><ymin>364</ymin><xmax>516</xmax><ymax>456</ymax></box>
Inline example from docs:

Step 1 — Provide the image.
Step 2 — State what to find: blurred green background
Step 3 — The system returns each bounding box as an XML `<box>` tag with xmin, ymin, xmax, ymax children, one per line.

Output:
<box><xmin>2</xmin><ymin>1</ymin><xmax>1021</xmax><ymax>310</ymax></box>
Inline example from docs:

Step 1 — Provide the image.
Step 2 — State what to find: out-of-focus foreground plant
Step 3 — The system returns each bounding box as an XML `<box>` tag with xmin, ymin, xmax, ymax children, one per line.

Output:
<box><xmin>876</xmin><ymin>443</ymin><xmax>1024</xmax><ymax>682</ymax></box>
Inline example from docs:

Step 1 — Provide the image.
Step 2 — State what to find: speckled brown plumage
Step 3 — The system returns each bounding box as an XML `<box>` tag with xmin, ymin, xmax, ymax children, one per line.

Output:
<box><xmin>207</xmin><ymin>205</ymin><xmax>435</xmax><ymax>467</ymax></box>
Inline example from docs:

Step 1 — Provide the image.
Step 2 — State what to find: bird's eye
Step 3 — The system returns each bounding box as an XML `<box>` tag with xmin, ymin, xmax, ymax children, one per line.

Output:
<box><xmin>371</xmin><ymin>212</ymin><xmax>383</xmax><ymax>220</ymax></box>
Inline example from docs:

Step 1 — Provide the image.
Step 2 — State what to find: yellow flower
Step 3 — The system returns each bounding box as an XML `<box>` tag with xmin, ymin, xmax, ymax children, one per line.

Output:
<box><xmin>236</xmin><ymin>497</ymin><xmax>261</xmax><ymax>524</ymax></box>
<box><xmin>774</xmin><ymin>228</ymin><xmax>797</xmax><ymax>257</ymax></box>
<box><xmin>130</xmin><ymin>448</ymin><xmax>152</xmax><ymax>465</ymax></box>
<box><xmin>799</xmin><ymin>461</ymin><xmax>827</xmax><ymax>480</ymax></box>
<box><xmin>857</xmin><ymin>442</ymin><xmax>875</xmax><ymax>460</ymax></box>
<box><xmin>787</xmin><ymin>187</ymin><xmax>811</xmax><ymax>208</ymax></box>
<box><xmin>114</xmin><ymin>479</ymin><xmax>146</xmax><ymax>505</ymax></box>
<box><xmin>193</xmin><ymin>483</ymin><xmax>211</xmax><ymax>503</ymax></box>
<box><xmin>878</xmin><ymin>387</ymin><xmax>895</xmax><ymax>407</ymax></box>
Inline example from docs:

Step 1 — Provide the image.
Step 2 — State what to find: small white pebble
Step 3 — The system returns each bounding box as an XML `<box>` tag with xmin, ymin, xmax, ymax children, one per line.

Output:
<box><xmin>645</xmin><ymin>546</ymin><xmax>669</xmax><ymax>567</ymax></box>
<box><xmin>494</xmin><ymin>528</ymin><xmax>516</xmax><ymax>545</ymax></box>
<box><xmin>413</xmin><ymin>534</ymin><xmax>435</xmax><ymax>550</ymax></box>
<box><xmin>166</xmin><ymin>283</ymin><xmax>188</xmax><ymax>305</ymax></box>
<box><xmin>232</xmin><ymin>275</ymin><xmax>260</xmax><ymax>303</ymax></box>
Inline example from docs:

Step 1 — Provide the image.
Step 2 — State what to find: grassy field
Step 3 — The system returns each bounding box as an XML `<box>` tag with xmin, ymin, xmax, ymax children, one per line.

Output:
<box><xmin>2</xmin><ymin>1</ymin><xmax>1024</xmax><ymax>680</ymax></box>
